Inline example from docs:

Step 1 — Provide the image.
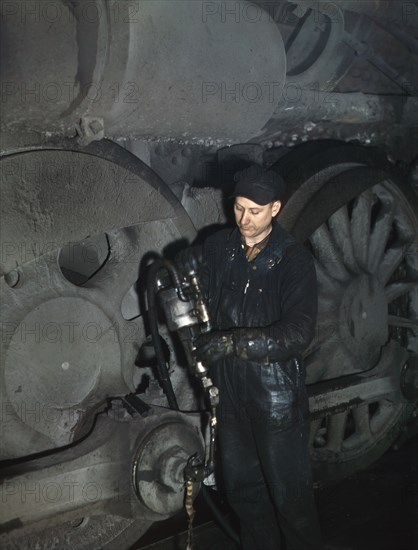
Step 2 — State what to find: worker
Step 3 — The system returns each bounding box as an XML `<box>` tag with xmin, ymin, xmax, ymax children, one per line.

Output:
<box><xmin>181</xmin><ymin>165</ymin><xmax>323</xmax><ymax>550</ymax></box>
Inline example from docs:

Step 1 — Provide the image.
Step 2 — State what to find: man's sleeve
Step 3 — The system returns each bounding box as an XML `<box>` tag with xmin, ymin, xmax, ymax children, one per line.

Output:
<box><xmin>267</xmin><ymin>244</ymin><xmax>317</xmax><ymax>360</ymax></box>
<box><xmin>234</xmin><ymin>244</ymin><xmax>317</xmax><ymax>362</ymax></box>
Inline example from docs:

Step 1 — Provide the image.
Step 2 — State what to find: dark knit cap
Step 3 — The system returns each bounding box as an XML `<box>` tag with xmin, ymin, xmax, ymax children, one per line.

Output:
<box><xmin>232</xmin><ymin>165</ymin><xmax>286</xmax><ymax>205</ymax></box>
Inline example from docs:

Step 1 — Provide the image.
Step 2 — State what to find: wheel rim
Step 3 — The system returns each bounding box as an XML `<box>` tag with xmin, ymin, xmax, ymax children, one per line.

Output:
<box><xmin>307</xmin><ymin>180</ymin><xmax>417</xmax><ymax>475</ymax></box>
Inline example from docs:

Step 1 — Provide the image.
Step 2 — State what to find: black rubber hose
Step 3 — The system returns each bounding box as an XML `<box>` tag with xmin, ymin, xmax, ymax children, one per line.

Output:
<box><xmin>163</xmin><ymin>259</ymin><xmax>188</xmax><ymax>301</ymax></box>
<box><xmin>146</xmin><ymin>259</ymin><xmax>179</xmax><ymax>410</ymax></box>
<box><xmin>201</xmin><ymin>486</ymin><xmax>240</xmax><ymax>546</ymax></box>
<box><xmin>147</xmin><ymin>258</ymin><xmax>240</xmax><ymax>545</ymax></box>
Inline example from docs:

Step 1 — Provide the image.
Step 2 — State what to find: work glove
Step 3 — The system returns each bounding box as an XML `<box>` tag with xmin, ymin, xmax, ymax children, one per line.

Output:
<box><xmin>194</xmin><ymin>328</ymin><xmax>277</xmax><ymax>365</ymax></box>
<box><xmin>175</xmin><ymin>245</ymin><xmax>204</xmax><ymax>277</ymax></box>
<box><xmin>194</xmin><ymin>330</ymin><xmax>235</xmax><ymax>365</ymax></box>
<box><xmin>234</xmin><ymin>329</ymin><xmax>274</xmax><ymax>363</ymax></box>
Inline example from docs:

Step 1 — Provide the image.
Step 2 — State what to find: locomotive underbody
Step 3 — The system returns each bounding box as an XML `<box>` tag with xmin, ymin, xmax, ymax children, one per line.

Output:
<box><xmin>0</xmin><ymin>1</ymin><xmax>417</xmax><ymax>548</ymax></box>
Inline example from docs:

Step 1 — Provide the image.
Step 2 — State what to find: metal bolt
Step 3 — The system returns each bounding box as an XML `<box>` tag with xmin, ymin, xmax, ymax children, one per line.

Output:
<box><xmin>182</xmin><ymin>147</ymin><xmax>193</xmax><ymax>158</ymax></box>
<box><xmin>4</xmin><ymin>269</ymin><xmax>20</xmax><ymax>288</ymax></box>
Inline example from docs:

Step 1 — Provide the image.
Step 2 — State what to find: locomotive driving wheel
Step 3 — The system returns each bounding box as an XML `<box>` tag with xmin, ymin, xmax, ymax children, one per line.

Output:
<box><xmin>0</xmin><ymin>139</ymin><xmax>198</xmax><ymax>549</ymax></box>
<box><xmin>275</xmin><ymin>141</ymin><xmax>418</xmax><ymax>478</ymax></box>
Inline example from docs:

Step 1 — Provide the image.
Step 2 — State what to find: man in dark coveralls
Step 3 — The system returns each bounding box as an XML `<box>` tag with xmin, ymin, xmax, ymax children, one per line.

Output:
<box><xmin>191</xmin><ymin>165</ymin><xmax>323</xmax><ymax>550</ymax></box>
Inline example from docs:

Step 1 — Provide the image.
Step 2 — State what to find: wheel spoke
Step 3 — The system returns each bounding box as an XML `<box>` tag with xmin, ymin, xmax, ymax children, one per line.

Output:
<box><xmin>388</xmin><ymin>315</ymin><xmax>418</xmax><ymax>329</ymax></box>
<box><xmin>312</xmin><ymin>291</ymin><xmax>340</xmax><ymax>348</ymax></box>
<box><xmin>309</xmin><ymin>418</ymin><xmax>322</xmax><ymax>447</ymax></box>
<box><xmin>367</xmin><ymin>199</ymin><xmax>395</xmax><ymax>275</ymax></box>
<box><xmin>370</xmin><ymin>400</ymin><xmax>402</xmax><ymax>434</ymax></box>
<box><xmin>314</xmin><ymin>313</ymin><xmax>339</xmax><ymax>344</ymax></box>
<box><xmin>314</xmin><ymin>258</ymin><xmax>341</xmax><ymax>293</ymax></box>
<box><xmin>311</xmin><ymin>224</ymin><xmax>351</xmax><ymax>282</ymax></box>
<box><xmin>385</xmin><ymin>279</ymin><xmax>418</xmax><ymax>302</ymax></box>
<box><xmin>354</xmin><ymin>404</ymin><xmax>371</xmax><ymax>438</ymax></box>
<box><xmin>328</xmin><ymin>205</ymin><xmax>360</xmax><ymax>273</ymax></box>
<box><xmin>342</xmin><ymin>405</ymin><xmax>372</xmax><ymax>450</ymax></box>
<box><xmin>377</xmin><ymin>243</ymin><xmax>406</xmax><ymax>285</ymax></box>
<box><xmin>325</xmin><ymin>410</ymin><xmax>348</xmax><ymax>452</ymax></box>
<box><xmin>351</xmin><ymin>189</ymin><xmax>372</xmax><ymax>270</ymax></box>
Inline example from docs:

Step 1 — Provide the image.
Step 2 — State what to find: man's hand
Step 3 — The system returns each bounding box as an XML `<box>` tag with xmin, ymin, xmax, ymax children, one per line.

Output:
<box><xmin>194</xmin><ymin>328</ymin><xmax>282</xmax><ymax>366</ymax></box>
<box><xmin>175</xmin><ymin>246</ymin><xmax>203</xmax><ymax>277</ymax></box>
<box><xmin>194</xmin><ymin>330</ymin><xmax>235</xmax><ymax>365</ymax></box>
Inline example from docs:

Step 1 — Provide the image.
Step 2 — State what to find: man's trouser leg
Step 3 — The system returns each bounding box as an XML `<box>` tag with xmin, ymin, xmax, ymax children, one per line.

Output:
<box><xmin>251</xmin><ymin>414</ymin><xmax>323</xmax><ymax>550</ymax></box>
<box><xmin>214</xmin><ymin>362</ymin><xmax>282</xmax><ymax>550</ymax></box>
<box><xmin>213</xmin><ymin>360</ymin><xmax>323</xmax><ymax>550</ymax></box>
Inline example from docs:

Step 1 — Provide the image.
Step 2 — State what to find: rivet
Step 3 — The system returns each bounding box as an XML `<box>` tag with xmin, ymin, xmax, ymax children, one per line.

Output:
<box><xmin>5</xmin><ymin>269</ymin><xmax>20</xmax><ymax>288</ymax></box>
<box><xmin>182</xmin><ymin>147</ymin><xmax>193</xmax><ymax>158</ymax></box>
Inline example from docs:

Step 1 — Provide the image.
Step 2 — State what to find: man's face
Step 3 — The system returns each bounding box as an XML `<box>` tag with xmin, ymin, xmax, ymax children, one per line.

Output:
<box><xmin>234</xmin><ymin>196</ymin><xmax>281</xmax><ymax>244</ymax></box>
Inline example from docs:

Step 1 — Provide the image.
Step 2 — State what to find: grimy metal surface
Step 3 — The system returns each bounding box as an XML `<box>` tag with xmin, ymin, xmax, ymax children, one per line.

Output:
<box><xmin>0</xmin><ymin>410</ymin><xmax>204</xmax><ymax>550</ymax></box>
<box><xmin>1</xmin><ymin>1</ymin><xmax>417</xmax><ymax>150</ymax></box>
<box><xmin>0</xmin><ymin>0</ymin><xmax>286</xmax><ymax>143</ymax></box>
<box><xmin>0</xmin><ymin>141</ymin><xmax>197</xmax><ymax>460</ymax></box>
<box><xmin>0</xmin><ymin>0</ymin><xmax>417</xmax><ymax>548</ymax></box>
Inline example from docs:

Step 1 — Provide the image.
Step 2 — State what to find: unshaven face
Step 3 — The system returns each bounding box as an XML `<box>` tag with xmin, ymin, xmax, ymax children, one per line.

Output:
<box><xmin>234</xmin><ymin>196</ymin><xmax>281</xmax><ymax>245</ymax></box>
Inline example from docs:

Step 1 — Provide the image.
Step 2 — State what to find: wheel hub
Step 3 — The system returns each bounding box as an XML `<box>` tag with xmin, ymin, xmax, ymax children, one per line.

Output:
<box><xmin>133</xmin><ymin>422</ymin><xmax>204</xmax><ymax>516</ymax></box>
<box><xmin>4</xmin><ymin>297</ymin><xmax>120</xmax><ymax>442</ymax></box>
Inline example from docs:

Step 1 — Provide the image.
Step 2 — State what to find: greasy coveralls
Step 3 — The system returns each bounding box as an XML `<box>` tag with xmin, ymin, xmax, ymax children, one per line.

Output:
<box><xmin>198</xmin><ymin>221</ymin><xmax>323</xmax><ymax>550</ymax></box>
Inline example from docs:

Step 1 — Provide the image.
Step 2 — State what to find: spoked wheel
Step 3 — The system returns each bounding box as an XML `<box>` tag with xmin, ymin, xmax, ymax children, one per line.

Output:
<box><xmin>275</xmin><ymin>142</ymin><xmax>418</xmax><ymax>478</ymax></box>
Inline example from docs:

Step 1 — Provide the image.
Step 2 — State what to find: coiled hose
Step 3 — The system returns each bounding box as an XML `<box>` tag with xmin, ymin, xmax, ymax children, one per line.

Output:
<box><xmin>146</xmin><ymin>259</ymin><xmax>240</xmax><ymax>546</ymax></box>
<box><xmin>146</xmin><ymin>258</ymin><xmax>180</xmax><ymax>411</ymax></box>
